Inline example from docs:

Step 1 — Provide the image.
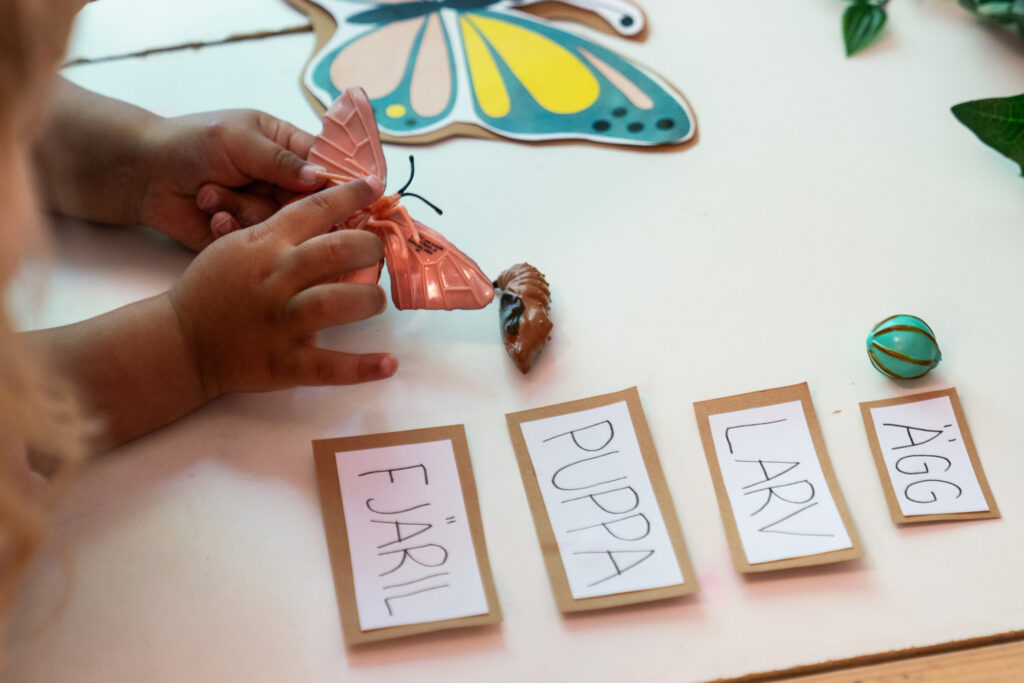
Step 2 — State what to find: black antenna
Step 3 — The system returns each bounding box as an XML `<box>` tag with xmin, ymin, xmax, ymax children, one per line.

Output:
<box><xmin>396</xmin><ymin>155</ymin><xmax>416</xmax><ymax>194</ymax></box>
<box><xmin>397</xmin><ymin>155</ymin><xmax>443</xmax><ymax>215</ymax></box>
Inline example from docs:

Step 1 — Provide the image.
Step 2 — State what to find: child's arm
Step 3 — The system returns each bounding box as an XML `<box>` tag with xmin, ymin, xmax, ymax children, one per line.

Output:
<box><xmin>33</xmin><ymin>78</ymin><xmax>326</xmax><ymax>251</ymax></box>
<box><xmin>24</xmin><ymin>179</ymin><xmax>394</xmax><ymax>453</ymax></box>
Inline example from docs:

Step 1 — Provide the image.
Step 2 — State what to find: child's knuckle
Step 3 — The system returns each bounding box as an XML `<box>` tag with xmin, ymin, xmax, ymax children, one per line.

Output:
<box><xmin>307</xmin><ymin>293</ymin><xmax>332</xmax><ymax>322</ymax></box>
<box><xmin>324</xmin><ymin>235</ymin><xmax>350</xmax><ymax>264</ymax></box>
<box><xmin>264</xmin><ymin>306</ymin><xmax>282</xmax><ymax>328</ymax></box>
<box><xmin>273</xmin><ymin>145</ymin><xmax>296</xmax><ymax>171</ymax></box>
<box><xmin>311</xmin><ymin>357</ymin><xmax>338</xmax><ymax>383</ymax></box>
<box><xmin>306</xmin><ymin>191</ymin><xmax>333</xmax><ymax>215</ymax></box>
<box><xmin>204</xmin><ymin>119</ymin><xmax>229</xmax><ymax>141</ymax></box>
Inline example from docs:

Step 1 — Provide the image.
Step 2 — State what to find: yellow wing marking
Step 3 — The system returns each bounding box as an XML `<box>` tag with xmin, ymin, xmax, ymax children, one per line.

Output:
<box><xmin>464</xmin><ymin>14</ymin><xmax>599</xmax><ymax>115</ymax></box>
<box><xmin>460</xmin><ymin>16</ymin><xmax>511</xmax><ymax>117</ymax></box>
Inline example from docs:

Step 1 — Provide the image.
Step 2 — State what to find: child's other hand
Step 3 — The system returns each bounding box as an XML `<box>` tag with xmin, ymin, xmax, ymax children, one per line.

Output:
<box><xmin>168</xmin><ymin>177</ymin><xmax>396</xmax><ymax>397</ymax></box>
<box><xmin>140</xmin><ymin>109</ymin><xmax>326</xmax><ymax>251</ymax></box>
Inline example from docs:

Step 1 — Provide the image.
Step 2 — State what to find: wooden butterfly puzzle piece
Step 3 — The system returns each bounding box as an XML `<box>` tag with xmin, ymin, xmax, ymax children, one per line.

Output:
<box><xmin>287</xmin><ymin>0</ymin><xmax>695</xmax><ymax>147</ymax></box>
<box><xmin>308</xmin><ymin>87</ymin><xmax>494</xmax><ymax>310</ymax></box>
<box><xmin>495</xmin><ymin>263</ymin><xmax>552</xmax><ymax>373</ymax></box>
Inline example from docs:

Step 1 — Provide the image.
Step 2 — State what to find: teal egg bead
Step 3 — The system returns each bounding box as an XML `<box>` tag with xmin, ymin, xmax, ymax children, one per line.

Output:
<box><xmin>866</xmin><ymin>314</ymin><xmax>941</xmax><ymax>379</ymax></box>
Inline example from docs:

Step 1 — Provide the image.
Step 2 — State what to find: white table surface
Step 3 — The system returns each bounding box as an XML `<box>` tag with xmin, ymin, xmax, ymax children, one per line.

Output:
<box><xmin>66</xmin><ymin>0</ymin><xmax>309</xmax><ymax>62</ymax></box>
<box><xmin>8</xmin><ymin>1</ymin><xmax>1024</xmax><ymax>681</ymax></box>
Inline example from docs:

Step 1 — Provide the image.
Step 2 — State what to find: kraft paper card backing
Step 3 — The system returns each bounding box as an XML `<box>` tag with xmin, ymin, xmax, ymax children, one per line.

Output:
<box><xmin>506</xmin><ymin>387</ymin><xmax>698</xmax><ymax>612</ymax></box>
<box><xmin>313</xmin><ymin>425</ymin><xmax>501</xmax><ymax>644</ymax></box>
<box><xmin>693</xmin><ymin>382</ymin><xmax>864</xmax><ymax>573</ymax></box>
<box><xmin>859</xmin><ymin>387</ymin><xmax>1000</xmax><ymax>525</ymax></box>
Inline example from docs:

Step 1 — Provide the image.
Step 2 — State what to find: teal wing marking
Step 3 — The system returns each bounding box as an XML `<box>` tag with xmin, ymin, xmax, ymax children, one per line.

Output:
<box><xmin>309</xmin><ymin>13</ymin><xmax>458</xmax><ymax>137</ymax></box>
<box><xmin>461</xmin><ymin>9</ymin><xmax>692</xmax><ymax>145</ymax></box>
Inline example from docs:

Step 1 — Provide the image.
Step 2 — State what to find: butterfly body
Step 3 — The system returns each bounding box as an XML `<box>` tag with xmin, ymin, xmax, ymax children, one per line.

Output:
<box><xmin>309</xmin><ymin>87</ymin><xmax>494</xmax><ymax>310</ymax></box>
<box><xmin>297</xmin><ymin>0</ymin><xmax>694</xmax><ymax>146</ymax></box>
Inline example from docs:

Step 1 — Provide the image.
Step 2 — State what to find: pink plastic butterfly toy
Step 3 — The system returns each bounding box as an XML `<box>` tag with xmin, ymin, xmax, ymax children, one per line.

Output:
<box><xmin>307</xmin><ymin>87</ymin><xmax>494</xmax><ymax>311</ymax></box>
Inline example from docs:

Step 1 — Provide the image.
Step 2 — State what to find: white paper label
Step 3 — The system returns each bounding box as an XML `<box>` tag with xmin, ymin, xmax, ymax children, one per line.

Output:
<box><xmin>518</xmin><ymin>400</ymin><xmax>684</xmax><ymax>599</ymax></box>
<box><xmin>707</xmin><ymin>400</ymin><xmax>853</xmax><ymax>564</ymax></box>
<box><xmin>334</xmin><ymin>440</ymin><xmax>489</xmax><ymax>630</ymax></box>
<box><xmin>869</xmin><ymin>396</ymin><xmax>989</xmax><ymax>516</ymax></box>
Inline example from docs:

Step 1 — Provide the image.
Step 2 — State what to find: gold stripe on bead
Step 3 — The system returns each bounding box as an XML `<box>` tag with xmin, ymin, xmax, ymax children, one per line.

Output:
<box><xmin>872</xmin><ymin>324</ymin><xmax>937</xmax><ymax>346</ymax></box>
<box><xmin>868</xmin><ymin>348</ymin><xmax>900</xmax><ymax>378</ymax></box>
<box><xmin>870</xmin><ymin>341</ymin><xmax>936</xmax><ymax>366</ymax></box>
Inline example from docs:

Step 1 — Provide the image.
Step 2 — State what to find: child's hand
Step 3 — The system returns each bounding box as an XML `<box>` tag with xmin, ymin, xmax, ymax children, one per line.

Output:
<box><xmin>139</xmin><ymin>109</ymin><xmax>327</xmax><ymax>251</ymax></box>
<box><xmin>168</xmin><ymin>177</ymin><xmax>396</xmax><ymax>397</ymax></box>
<box><xmin>28</xmin><ymin>177</ymin><xmax>396</xmax><ymax>452</ymax></box>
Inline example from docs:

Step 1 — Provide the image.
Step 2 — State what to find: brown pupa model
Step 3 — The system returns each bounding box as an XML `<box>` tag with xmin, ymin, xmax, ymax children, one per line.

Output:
<box><xmin>494</xmin><ymin>263</ymin><xmax>552</xmax><ymax>374</ymax></box>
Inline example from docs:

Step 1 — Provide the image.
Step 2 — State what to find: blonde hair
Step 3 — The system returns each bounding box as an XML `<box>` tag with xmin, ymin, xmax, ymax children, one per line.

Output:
<box><xmin>0</xmin><ymin>309</ymin><xmax>87</xmax><ymax>608</ymax></box>
<box><xmin>0</xmin><ymin>0</ymin><xmax>88</xmax><ymax>613</ymax></box>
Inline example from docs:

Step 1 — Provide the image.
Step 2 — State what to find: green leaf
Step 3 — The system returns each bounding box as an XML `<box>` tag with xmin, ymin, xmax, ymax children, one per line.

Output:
<box><xmin>958</xmin><ymin>0</ymin><xmax>1024</xmax><ymax>42</ymax></box>
<box><xmin>951</xmin><ymin>94</ymin><xmax>1024</xmax><ymax>174</ymax></box>
<box><xmin>843</xmin><ymin>3</ymin><xmax>888</xmax><ymax>56</ymax></box>
<box><xmin>958</xmin><ymin>0</ymin><xmax>1024</xmax><ymax>24</ymax></box>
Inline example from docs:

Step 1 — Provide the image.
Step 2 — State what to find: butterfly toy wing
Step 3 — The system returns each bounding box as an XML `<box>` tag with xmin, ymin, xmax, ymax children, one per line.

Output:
<box><xmin>308</xmin><ymin>85</ymin><xmax>388</xmax><ymax>184</ymax></box>
<box><xmin>385</xmin><ymin>219</ymin><xmax>496</xmax><ymax>311</ymax></box>
<box><xmin>309</xmin><ymin>86</ymin><xmax>494</xmax><ymax>310</ymax></box>
<box><xmin>307</xmin><ymin>87</ymin><xmax>387</xmax><ymax>286</ymax></box>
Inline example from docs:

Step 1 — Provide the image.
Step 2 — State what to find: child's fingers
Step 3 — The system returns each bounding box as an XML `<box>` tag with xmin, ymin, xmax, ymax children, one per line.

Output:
<box><xmin>210</xmin><ymin>211</ymin><xmax>240</xmax><ymax>238</ymax></box>
<box><xmin>233</xmin><ymin>128</ymin><xmax>326</xmax><ymax>193</ymax></box>
<box><xmin>282</xmin><ymin>348</ymin><xmax>397</xmax><ymax>386</ymax></box>
<box><xmin>277</xmin><ymin>229</ymin><xmax>383</xmax><ymax>291</ymax></box>
<box><xmin>285</xmin><ymin>282</ymin><xmax>387</xmax><ymax>336</ymax></box>
<box><xmin>196</xmin><ymin>183</ymin><xmax>278</xmax><ymax>229</ymax></box>
<box><xmin>236</xmin><ymin>180</ymin><xmax>297</xmax><ymax>205</ymax></box>
<box><xmin>267</xmin><ymin>179</ymin><xmax>384</xmax><ymax>245</ymax></box>
<box><xmin>257</xmin><ymin>112</ymin><xmax>317</xmax><ymax>162</ymax></box>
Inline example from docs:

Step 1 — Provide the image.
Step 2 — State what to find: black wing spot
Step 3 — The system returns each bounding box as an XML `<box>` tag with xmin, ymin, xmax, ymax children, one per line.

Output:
<box><xmin>593</xmin><ymin>120</ymin><xmax>611</xmax><ymax>132</ymax></box>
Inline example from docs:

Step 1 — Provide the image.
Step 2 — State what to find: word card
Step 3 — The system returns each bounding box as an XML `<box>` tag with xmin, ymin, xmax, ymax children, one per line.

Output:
<box><xmin>860</xmin><ymin>388</ymin><xmax>999</xmax><ymax>524</ymax></box>
<box><xmin>506</xmin><ymin>387</ymin><xmax>697</xmax><ymax>612</ymax></box>
<box><xmin>694</xmin><ymin>383</ymin><xmax>863</xmax><ymax>572</ymax></box>
<box><xmin>313</xmin><ymin>426</ymin><xmax>501</xmax><ymax>644</ymax></box>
